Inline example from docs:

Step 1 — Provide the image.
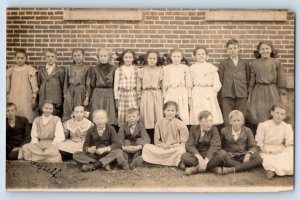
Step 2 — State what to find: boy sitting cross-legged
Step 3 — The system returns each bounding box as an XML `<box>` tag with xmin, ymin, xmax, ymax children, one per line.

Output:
<box><xmin>73</xmin><ymin>109</ymin><xmax>129</xmax><ymax>172</ymax></box>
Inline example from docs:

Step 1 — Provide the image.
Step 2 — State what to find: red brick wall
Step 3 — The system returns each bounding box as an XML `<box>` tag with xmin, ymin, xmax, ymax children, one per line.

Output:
<box><xmin>6</xmin><ymin>8</ymin><xmax>295</xmax><ymax>75</ymax></box>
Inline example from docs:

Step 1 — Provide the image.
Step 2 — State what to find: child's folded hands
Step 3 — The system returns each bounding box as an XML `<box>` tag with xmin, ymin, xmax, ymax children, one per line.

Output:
<box><xmin>96</xmin><ymin>146</ymin><xmax>111</xmax><ymax>155</ymax></box>
<box><xmin>87</xmin><ymin>146</ymin><xmax>96</xmax><ymax>154</ymax></box>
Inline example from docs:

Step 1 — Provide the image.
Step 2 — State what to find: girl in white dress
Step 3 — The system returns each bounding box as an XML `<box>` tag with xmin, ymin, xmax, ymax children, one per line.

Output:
<box><xmin>58</xmin><ymin>105</ymin><xmax>93</xmax><ymax>160</ymax></box>
<box><xmin>163</xmin><ymin>48</ymin><xmax>192</xmax><ymax>124</ymax></box>
<box><xmin>189</xmin><ymin>46</ymin><xmax>223</xmax><ymax>125</ymax></box>
<box><xmin>255</xmin><ymin>104</ymin><xmax>293</xmax><ymax>179</ymax></box>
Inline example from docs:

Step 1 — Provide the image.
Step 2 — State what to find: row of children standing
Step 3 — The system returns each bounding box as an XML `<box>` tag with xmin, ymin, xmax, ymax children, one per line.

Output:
<box><xmin>6</xmin><ymin>39</ymin><xmax>288</xmax><ymax>135</ymax></box>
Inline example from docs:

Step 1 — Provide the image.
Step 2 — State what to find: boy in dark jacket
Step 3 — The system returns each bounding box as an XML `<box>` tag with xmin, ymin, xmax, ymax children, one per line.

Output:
<box><xmin>73</xmin><ymin>110</ymin><xmax>129</xmax><ymax>172</ymax></box>
<box><xmin>218</xmin><ymin>39</ymin><xmax>249</xmax><ymax>126</ymax></box>
<box><xmin>118</xmin><ymin>108</ymin><xmax>150</xmax><ymax>169</ymax></box>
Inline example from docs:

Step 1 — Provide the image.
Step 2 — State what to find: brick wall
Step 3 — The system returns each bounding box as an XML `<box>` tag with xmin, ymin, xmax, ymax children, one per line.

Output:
<box><xmin>6</xmin><ymin>8</ymin><xmax>295</xmax><ymax>76</ymax></box>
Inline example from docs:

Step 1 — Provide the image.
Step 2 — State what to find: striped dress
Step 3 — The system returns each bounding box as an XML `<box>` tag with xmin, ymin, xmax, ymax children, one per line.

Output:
<box><xmin>138</xmin><ymin>66</ymin><xmax>164</xmax><ymax>129</ymax></box>
<box><xmin>114</xmin><ymin>65</ymin><xmax>141</xmax><ymax>126</ymax></box>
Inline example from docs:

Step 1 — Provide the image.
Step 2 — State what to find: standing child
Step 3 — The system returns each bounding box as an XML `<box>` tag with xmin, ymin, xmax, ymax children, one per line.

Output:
<box><xmin>6</xmin><ymin>102</ymin><xmax>31</xmax><ymax>160</ymax></box>
<box><xmin>89</xmin><ymin>48</ymin><xmax>117</xmax><ymax>125</ymax></box>
<box><xmin>189</xmin><ymin>46</ymin><xmax>223</xmax><ymax>125</ymax></box>
<box><xmin>162</xmin><ymin>48</ymin><xmax>192</xmax><ymax>125</ymax></box>
<box><xmin>246</xmin><ymin>41</ymin><xmax>287</xmax><ymax>130</ymax></box>
<box><xmin>6</xmin><ymin>49</ymin><xmax>39</xmax><ymax>123</ymax></box>
<box><xmin>58</xmin><ymin>105</ymin><xmax>94</xmax><ymax>160</ymax></box>
<box><xmin>37</xmin><ymin>49</ymin><xmax>65</xmax><ymax>117</ymax></box>
<box><xmin>138</xmin><ymin>50</ymin><xmax>164</xmax><ymax>130</ymax></box>
<box><xmin>118</xmin><ymin>108</ymin><xmax>150</xmax><ymax>169</ymax></box>
<box><xmin>142</xmin><ymin>101</ymin><xmax>189</xmax><ymax>168</ymax></box>
<box><xmin>114</xmin><ymin>49</ymin><xmax>141</xmax><ymax>126</ymax></box>
<box><xmin>18</xmin><ymin>100</ymin><xmax>65</xmax><ymax>163</ymax></box>
<box><xmin>63</xmin><ymin>48</ymin><xmax>90</xmax><ymax>122</ymax></box>
<box><xmin>255</xmin><ymin>104</ymin><xmax>293</xmax><ymax>179</ymax></box>
<box><xmin>218</xmin><ymin>39</ymin><xmax>250</xmax><ymax>126</ymax></box>
<box><xmin>73</xmin><ymin>110</ymin><xmax>129</xmax><ymax>172</ymax></box>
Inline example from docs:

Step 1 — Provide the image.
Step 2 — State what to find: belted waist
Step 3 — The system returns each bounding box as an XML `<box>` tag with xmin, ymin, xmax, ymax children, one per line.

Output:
<box><xmin>70</xmin><ymin>83</ymin><xmax>84</xmax><ymax>86</ymax></box>
<box><xmin>193</xmin><ymin>85</ymin><xmax>213</xmax><ymax>87</ymax></box>
<box><xmin>142</xmin><ymin>88</ymin><xmax>161</xmax><ymax>91</ymax></box>
<box><xmin>120</xmin><ymin>88</ymin><xmax>136</xmax><ymax>92</ymax></box>
<box><xmin>256</xmin><ymin>83</ymin><xmax>275</xmax><ymax>85</ymax></box>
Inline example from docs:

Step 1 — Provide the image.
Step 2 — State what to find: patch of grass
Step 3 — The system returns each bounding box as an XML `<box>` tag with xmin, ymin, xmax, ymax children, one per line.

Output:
<box><xmin>6</xmin><ymin>161</ymin><xmax>293</xmax><ymax>192</ymax></box>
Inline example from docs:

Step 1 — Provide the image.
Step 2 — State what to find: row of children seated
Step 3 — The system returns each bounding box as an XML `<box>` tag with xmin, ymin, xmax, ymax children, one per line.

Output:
<box><xmin>6</xmin><ymin>100</ymin><xmax>293</xmax><ymax>179</ymax></box>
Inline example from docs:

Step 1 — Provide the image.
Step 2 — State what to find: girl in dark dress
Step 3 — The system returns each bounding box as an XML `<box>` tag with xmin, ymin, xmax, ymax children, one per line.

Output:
<box><xmin>89</xmin><ymin>48</ymin><xmax>117</xmax><ymax>125</ymax></box>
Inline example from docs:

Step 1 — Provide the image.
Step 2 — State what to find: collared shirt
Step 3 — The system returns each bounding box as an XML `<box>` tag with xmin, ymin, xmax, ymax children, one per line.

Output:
<box><xmin>97</xmin><ymin>126</ymin><xmax>106</xmax><ymax>137</ymax></box>
<box><xmin>46</xmin><ymin>64</ymin><xmax>55</xmax><ymax>75</ymax></box>
<box><xmin>200</xmin><ymin>129</ymin><xmax>206</xmax><ymax>139</ymax></box>
<box><xmin>197</xmin><ymin>129</ymin><xmax>207</xmax><ymax>144</ymax></box>
<box><xmin>129</xmin><ymin>124</ymin><xmax>136</xmax><ymax>135</ymax></box>
<box><xmin>230</xmin><ymin>56</ymin><xmax>238</xmax><ymax>66</ymax></box>
<box><xmin>232</xmin><ymin>128</ymin><xmax>241</xmax><ymax>141</ymax></box>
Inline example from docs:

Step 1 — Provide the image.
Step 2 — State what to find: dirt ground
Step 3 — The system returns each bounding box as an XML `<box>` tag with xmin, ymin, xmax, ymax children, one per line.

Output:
<box><xmin>6</xmin><ymin>161</ymin><xmax>293</xmax><ymax>192</ymax></box>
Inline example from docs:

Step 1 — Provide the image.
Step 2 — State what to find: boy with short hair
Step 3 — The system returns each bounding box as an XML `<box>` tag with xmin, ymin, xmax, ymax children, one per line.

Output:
<box><xmin>118</xmin><ymin>108</ymin><xmax>150</xmax><ymax>169</ymax></box>
<box><xmin>37</xmin><ymin>48</ymin><xmax>65</xmax><ymax>117</ymax></box>
<box><xmin>73</xmin><ymin>110</ymin><xmax>129</xmax><ymax>172</ymax></box>
<box><xmin>181</xmin><ymin>110</ymin><xmax>224</xmax><ymax>175</ymax></box>
<box><xmin>218</xmin><ymin>39</ymin><xmax>250</xmax><ymax>126</ymax></box>
<box><xmin>6</xmin><ymin>102</ymin><xmax>31</xmax><ymax>160</ymax></box>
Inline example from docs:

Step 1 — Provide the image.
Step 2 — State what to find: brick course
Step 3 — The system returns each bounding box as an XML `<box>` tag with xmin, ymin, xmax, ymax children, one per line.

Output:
<box><xmin>6</xmin><ymin>8</ymin><xmax>295</xmax><ymax>75</ymax></box>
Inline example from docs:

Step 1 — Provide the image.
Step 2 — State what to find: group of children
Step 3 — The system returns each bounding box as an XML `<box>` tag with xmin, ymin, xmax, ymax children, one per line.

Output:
<box><xmin>6</xmin><ymin>39</ymin><xmax>293</xmax><ymax>179</ymax></box>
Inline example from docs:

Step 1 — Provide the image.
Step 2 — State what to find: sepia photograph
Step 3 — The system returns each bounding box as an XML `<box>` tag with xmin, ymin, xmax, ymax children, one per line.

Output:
<box><xmin>5</xmin><ymin>8</ymin><xmax>295</xmax><ymax>192</ymax></box>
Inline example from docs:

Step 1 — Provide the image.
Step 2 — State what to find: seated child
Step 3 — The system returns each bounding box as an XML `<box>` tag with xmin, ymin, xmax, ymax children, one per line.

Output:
<box><xmin>6</xmin><ymin>102</ymin><xmax>31</xmax><ymax>160</ymax></box>
<box><xmin>58</xmin><ymin>105</ymin><xmax>93</xmax><ymax>160</ymax></box>
<box><xmin>255</xmin><ymin>104</ymin><xmax>293</xmax><ymax>179</ymax></box>
<box><xmin>181</xmin><ymin>110</ymin><xmax>224</xmax><ymax>175</ymax></box>
<box><xmin>18</xmin><ymin>100</ymin><xmax>65</xmax><ymax>163</ymax></box>
<box><xmin>73</xmin><ymin>110</ymin><xmax>129</xmax><ymax>172</ymax></box>
<box><xmin>142</xmin><ymin>101</ymin><xmax>189</xmax><ymax>167</ymax></box>
<box><xmin>118</xmin><ymin>108</ymin><xmax>150</xmax><ymax>169</ymax></box>
<box><xmin>214</xmin><ymin>110</ymin><xmax>262</xmax><ymax>175</ymax></box>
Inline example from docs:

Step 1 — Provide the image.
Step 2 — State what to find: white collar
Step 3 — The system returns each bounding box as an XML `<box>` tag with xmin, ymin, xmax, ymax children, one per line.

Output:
<box><xmin>232</xmin><ymin>128</ymin><xmax>241</xmax><ymax>135</ymax></box>
<box><xmin>46</xmin><ymin>64</ymin><xmax>55</xmax><ymax>69</ymax></box>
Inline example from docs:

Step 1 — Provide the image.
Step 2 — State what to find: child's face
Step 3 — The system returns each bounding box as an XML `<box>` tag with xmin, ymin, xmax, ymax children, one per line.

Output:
<box><xmin>199</xmin><ymin>115</ymin><xmax>213</xmax><ymax>131</ymax></box>
<box><xmin>98</xmin><ymin>50</ymin><xmax>110</xmax><ymax>64</ymax></box>
<box><xmin>123</xmin><ymin>52</ymin><xmax>134</xmax><ymax>66</ymax></box>
<box><xmin>42</xmin><ymin>103</ymin><xmax>54</xmax><ymax>117</ymax></box>
<box><xmin>195</xmin><ymin>49</ymin><xmax>208</xmax><ymax>63</ymax></box>
<box><xmin>227</xmin><ymin>44</ymin><xmax>239</xmax><ymax>58</ymax></box>
<box><xmin>15</xmin><ymin>53</ymin><xmax>27</xmax><ymax>66</ymax></box>
<box><xmin>72</xmin><ymin>51</ymin><xmax>84</xmax><ymax>64</ymax></box>
<box><xmin>259</xmin><ymin>44</ymin><xmax>272</xmax><ymax>58</ymax></box>
<box><xmin>164</xmin><ymin>105</ymin><xmax>177</xmax><ymax>120</ymax></box>
<box><xmin>93</xmin><ymin>112</ymin><xmax>108</xmax><ymax>126</ymax></box>
<box><xmin>126</xmin><ymin>112</ymin><xmax>140</xmax><ymax>126</ymax></box>
<box><xmin>73</xmin><ymin>106</ymin><xmax>84</xmax><ymax>121</ymax></box>
<box><xmin>271</xmin><ymin>107</ymin><xmax>286</xmax><ymax>124</ymax></box>
<box><xmin>171</xmin><ymin>52</ymin><xmax>182</xmax><ymax>65</ymax></box>
<box><xmin>6</xmin><ymin>106</ymin><xmax>16</xmax><ymax>119</ymax></box>
<box><xmin>147</xmin><ymin>53</ymin><xmax>158</xmax><ymax>67</ymax></box>
<box><xmin>45</xmin><ymin>52</ymin><xmax>57</xmax><ymax>65</ymax></box>
<box><xmin>229</xmin><ymin>115</ymin><xmax>243</xmax><ymax>131</ymax></box>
